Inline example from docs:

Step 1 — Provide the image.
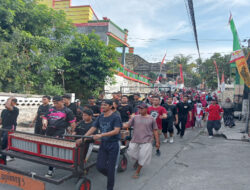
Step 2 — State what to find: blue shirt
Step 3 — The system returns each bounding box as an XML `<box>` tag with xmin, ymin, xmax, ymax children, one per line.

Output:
<box><xmin>94</xmin><ymin>112</ymin><xmax>122</xmax><ymax>142</ymax></box>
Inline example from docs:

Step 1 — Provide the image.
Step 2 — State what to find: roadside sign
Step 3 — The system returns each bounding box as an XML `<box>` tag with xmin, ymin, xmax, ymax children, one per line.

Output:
<box><xmin>0</xmin><ymin>170</ymin><xmax>45</xmax><ymax>190</ymax></box>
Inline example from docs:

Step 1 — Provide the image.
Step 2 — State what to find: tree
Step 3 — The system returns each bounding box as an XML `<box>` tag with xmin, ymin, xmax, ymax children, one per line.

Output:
<box><xmin>170</xmin><ymin>54</ymin><xmax>200</xmax><ymax>88</ymax></box>
<box><xmin>63</xmin><ymin>33</ymin><xmax>120</xmax><ymax>99</ymax></box>
<box><xmin>197</xmin><ymin>53</ymin><xmax>231</xmax><ymax>90</ymax></box>
<box><xmin>147</xmin><ymin>71</ymin><xmax>157</xmax><ymax>81</ymax></box>
<box><xmin>0</xmin><ymin>0</ymin><xmax>74</xmax><ymax>95</ymax></box>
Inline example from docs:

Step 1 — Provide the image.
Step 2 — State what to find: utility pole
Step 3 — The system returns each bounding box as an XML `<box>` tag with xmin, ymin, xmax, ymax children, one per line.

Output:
<box><xmin>57</xmin><ymin>69</ymin><xmax>65</xmax><ymax>92</ymax></box>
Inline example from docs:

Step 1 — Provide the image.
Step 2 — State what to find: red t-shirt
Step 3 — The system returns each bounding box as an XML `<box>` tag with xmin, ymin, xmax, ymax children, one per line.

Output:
<box><xmin>205</xmin><ymin>104</ymin><xmax>223</xmax><ymax>121</ymax></box>
<box><xmin>147</xmin><ymin>106</ymin><xmax>167</xmax><ymax>129</ymax></box>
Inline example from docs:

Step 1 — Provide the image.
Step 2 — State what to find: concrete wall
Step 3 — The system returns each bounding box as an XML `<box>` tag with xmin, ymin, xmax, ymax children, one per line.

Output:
<box><xmin>0</xmin><ymin>93</ymin><xmax>75</xmax><ymax>127</ymax></box>
<box><xmin>0</xmin><ymin>93</ymin><xmax>44</xmax><ymax>126</ymax></box>
<box><xmin>77</xmin><ymin>25</ymin><xmax>109</xmax><ymax>45</ymax></box>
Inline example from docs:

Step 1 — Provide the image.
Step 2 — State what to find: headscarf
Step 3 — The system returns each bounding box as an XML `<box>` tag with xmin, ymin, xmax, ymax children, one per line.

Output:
<box><xmin>196</xmin><ymin>103</ymin><xmax>203</xmax><ymax>115</ymax></box>
<box><xmin>222</xmin><ymin>98</ymin><xmax>234</xmax><ymax>109</ymax></box>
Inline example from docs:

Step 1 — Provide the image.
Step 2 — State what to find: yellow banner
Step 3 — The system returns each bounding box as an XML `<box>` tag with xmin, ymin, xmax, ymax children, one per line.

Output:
<box><xmin>235</xmin><ymin>57</ymin><xmax>250</xmax><ymax>88</ymax></box>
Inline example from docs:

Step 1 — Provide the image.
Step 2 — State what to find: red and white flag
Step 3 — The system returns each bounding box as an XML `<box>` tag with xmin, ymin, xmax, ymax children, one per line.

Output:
<box><xmin>213</xmin><ymin>61</ymin><xmax>220</xmax><ymax>90</ymax></box>
<box><xmin>221</xmin><ymin>72</ymin><xmax>225</xmax><ymax>92</ymax></box>
<box><xmin>179</xmin><ymin>64</ymin><xmax>184</xmax><ymax>84</ymax></box>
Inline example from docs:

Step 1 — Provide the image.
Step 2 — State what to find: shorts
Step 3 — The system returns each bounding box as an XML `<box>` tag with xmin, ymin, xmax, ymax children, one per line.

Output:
<box><xmin>127</xmin><ymin>143</ymin><xmax>153</xmax><ymax>166</ymax></box>
<box><xmin>162</xmin><ymin>119</ymin><xmax>174</xmax><ymax>134</ymax></box>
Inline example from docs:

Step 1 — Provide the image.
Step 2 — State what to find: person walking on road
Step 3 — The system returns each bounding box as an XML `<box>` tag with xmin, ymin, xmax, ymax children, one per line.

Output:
<box><xmin>147</xmin><ymin>96</ymin><xmax>167</xmax><ymax>156</ymax></box>
<box><xmin>162</xmin><ymin>96</ymin><xmax>178</xmax><ymax>143</ymax></box>
<box><xmin>76</xmin><ymin>99</ymin><xmax>122</xmax><ymax>190</ymax></box>
<box><xmin>30</xmin><ymin>95</ymin><xmax>51</xmax><ymax>135</ymax></box>
<box><xmin>0</xmin><ymin>97</ymin><xmax>19</xmax><ymax>163</ymax></box>
<box><xmin>124</xmin><ymin>103</ymin><xmax>160</xmax><ymax>179</ymax></box>
<box><xmin>204</xmin><ymin>97</ymin><xmax>224</xmax><ymax>138</ymax></box>
<box><xmin>176</xmin><ymin>95</ymin><xmax>192</xmax><ymax>138</ymax></box>
<box><xmin>42</xmin><ymin>95</ymin><xmax>76</xmax><ymax>177</ymax></box>
<box><xmin>117</xmin><ymin>95</ymin><xmax>134</xmax><ymax>123</ymax></box>
<box><xmin>222</xmin><ymin>97</ymin><xmax>235</xmax><ymax>128</ymax></box>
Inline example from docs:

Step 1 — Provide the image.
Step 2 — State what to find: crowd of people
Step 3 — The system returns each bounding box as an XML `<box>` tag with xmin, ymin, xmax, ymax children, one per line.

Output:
<box><xmin>0</xmin><ymin>89</ymin><xmax>237</xmax><ymax>190</ymax></box>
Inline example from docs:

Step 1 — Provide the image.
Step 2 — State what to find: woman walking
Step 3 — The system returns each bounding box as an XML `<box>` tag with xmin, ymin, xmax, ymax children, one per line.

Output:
<box><xmin>222</xmin><ymin>98</ymin><xmax>235</xmax><ymax>128</ymax></box>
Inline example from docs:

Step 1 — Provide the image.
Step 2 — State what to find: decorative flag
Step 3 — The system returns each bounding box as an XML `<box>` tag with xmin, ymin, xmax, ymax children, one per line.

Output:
<box><xmin>229</xmin><ymin>15</ymin><xmax>250</xmax><ymax>87</ymax></box>
<box><xmin>179</xmin><ymin>64</ymin><xmax>184</xmax><ymax>84</ymax></box>
<box><xmin>155</xmin><ymin>74</ymin><xmax>163</xmax><ymax>83</ymax></box>
<box><xmin>160</xmin><ymin>53</ymin><xmax>166</xmax><ymax>73</ymax></box>
<box><xmin>221</xmin><ymin>72</ymin><xmax>225</xmax><ymax>92</ymax></box>
<box><xmin>213</xmin><ymin>60</ymin><xmax>220</xmax><ymax>90</ymax></box>
<box><xmin>156</xmin><ymin>53</ymin><xmax>167</xmax><ymax>84</ymax></box>
<box><xmin>161</xmin><ymin>53</ymin><xmax>167</xmax><ymax>65</ymax></box>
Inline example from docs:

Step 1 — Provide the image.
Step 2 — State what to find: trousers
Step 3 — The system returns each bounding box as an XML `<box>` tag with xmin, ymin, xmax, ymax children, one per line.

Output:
<box><xmin>175</xmin><ymin>116</ymin><xmax>188</xmax><ymax>137</ymax></box>
<box><xmin>96</xmin><ymin>141</ymin><xmax>120</xmax><ymax>190</ymax></box>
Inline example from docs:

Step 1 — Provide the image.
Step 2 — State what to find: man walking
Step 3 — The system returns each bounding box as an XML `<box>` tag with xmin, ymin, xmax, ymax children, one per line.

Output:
<box><xmin>117</xmin><ymin>95</ymin><xmax>134</xmax><ymax>123</ymax></box>
<box><xmin>124</xmin><ymin>103</ymin><xmax>159</xmax><ymax>178</ymax></box>
<box><xmin>204</xmin><ymin>97</ymin><xmax>224</xmax><ymax>138</ymax></box>
<box><xmin>147</xmin><ymin>96</ymin><xmax>167</xmax><ymax>156</ymax></box>
<box><xmin>76</xmin><ymin>99</ymin><xmax>122</xmax><ymax>190</ymax></box>
<box><xmin>0</xmin><ymin>97</ymin><xmax>19</xmax><ymax>162</ymax></box>
<box><xmin>176</xmin><ymin>95</ymin><xmax>192</xmax><ymax>138</ymax></box>
<box><xmin>30</xmin><ymin>95</ymin><xmax>51</xmax><ymax>135</ymax></box>
<box><xmin>42</xmin><ymin>96</ymin><xmax>76</xmax><ymax>177</ymax></box>
<box><xmin>162</xmin><ymin>96</ymin><xmax>178</xmax><ymax>143</ymax></box>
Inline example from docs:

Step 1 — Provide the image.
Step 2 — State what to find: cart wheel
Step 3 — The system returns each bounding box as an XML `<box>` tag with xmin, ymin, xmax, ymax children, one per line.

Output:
<box><xmin>118</xmin><ymin>155</ymin><xmax>127</xmax><ymax>172</ymax></box>
<box><xmin>76</xmin><ymin>178</ymin><xmax>91</xmax><ymax>190</ymax></box>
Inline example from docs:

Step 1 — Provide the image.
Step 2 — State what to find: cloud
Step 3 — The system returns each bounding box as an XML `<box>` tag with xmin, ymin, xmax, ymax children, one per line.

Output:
<box><xmin>72</xmin><ymin>0</ymin><xmax>249</xmax><ymax>63</ymax></box>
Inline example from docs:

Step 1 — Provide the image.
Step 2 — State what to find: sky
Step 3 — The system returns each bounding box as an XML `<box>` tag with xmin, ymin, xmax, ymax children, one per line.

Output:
<box><xmin>72</xmin><ymin>0</ymin><xmax>250</xmax><ymax>63</ymax></box>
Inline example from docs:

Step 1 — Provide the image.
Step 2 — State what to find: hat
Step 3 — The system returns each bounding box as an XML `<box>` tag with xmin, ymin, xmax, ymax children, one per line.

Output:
<box><xmin>53</xmin><ymin>95</ymin><xmax>63</xmax><ymax>102</ymax></box>
<box><xmin>75</xmin><ymin>99</ymin><xmax>80</xmax><ymax>103</ymax></box>
<box><xmin>102</xmin><ymin>99</ymin><xmax>113</xmax><ymax>106</ymax></box>
<box><xmin>137</xmin><ymin>103</ymin><xmax>148</xmax><ymax>109</ymax></box>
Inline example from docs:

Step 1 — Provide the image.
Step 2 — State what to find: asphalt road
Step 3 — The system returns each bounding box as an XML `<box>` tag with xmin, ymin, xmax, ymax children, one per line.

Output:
<box><xmin>1</xmin><ymin>123</ymin><xmax>250</xmax><ymax>190</ymax></box>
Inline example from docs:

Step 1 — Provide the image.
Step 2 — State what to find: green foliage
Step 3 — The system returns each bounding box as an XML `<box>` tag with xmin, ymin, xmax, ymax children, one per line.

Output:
<box><xmin>0</xmin><ymin>0</ymin><xmax>120</xmax><ymax>98</ymax></box>
<box><xmin>147</xmin><ymin>71</ymin><xmax>157</xmax><ymax>81</ymax></box>
<box><xmin>169</xmin><ymin>54</ymin><xmax>200</xmax><ymax>88</ymax></box>
<box><xmin>0</xmin><ymin>0</ymin><xmax>75</xmax><ymax>95</ymax></box>
<box><xmin>197</xmin><ymin>53</ymin><xmax>231</xmax><ymax>90</ymax></box>
<box><xmin>63</xmin><ymin>32</ymin><xmax>120</xmax><ymax>99</ymax></box>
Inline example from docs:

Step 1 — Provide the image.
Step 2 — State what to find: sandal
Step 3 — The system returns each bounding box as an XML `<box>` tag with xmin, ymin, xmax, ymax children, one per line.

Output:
<box><xmin>132</xmin><ymin>173</ymin><xmax>140</xmax><ymax>179</ymax></box>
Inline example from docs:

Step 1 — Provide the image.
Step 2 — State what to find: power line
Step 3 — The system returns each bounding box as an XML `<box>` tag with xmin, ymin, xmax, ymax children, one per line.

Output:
<box><xmin>186</xmin><ymin>0</ymin><xmax>201</xmax><ymax>59</ymax></box>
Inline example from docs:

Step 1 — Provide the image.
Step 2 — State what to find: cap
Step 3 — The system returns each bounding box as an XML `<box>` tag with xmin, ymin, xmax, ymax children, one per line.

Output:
<box><xmin>137</xmin><ymin>103</ymin><xmax>148</xmax><ymax>109</ymax></box>
<box><xmin>53</xmin><ymin>95</ymin><xmax>63</xmax><ymax>102</ymax></box>
<box><xmin>102</xmin><ymin>99</ymin><xmax>113</xmax><ymax>106</ymax></box>
<box><xmin>75</xmin><ymin>99</ymin><xmax>80</xmax><ymax>103</ymax></box>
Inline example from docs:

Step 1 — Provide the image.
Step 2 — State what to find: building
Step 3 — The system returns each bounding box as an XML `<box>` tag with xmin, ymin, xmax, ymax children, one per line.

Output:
<box><xmin>39</xmin><ymin>0</ymin><xmax>152</xmax><ymax>95</ymax></box>
<box><xmin>120</xmin><ymin>53</ymin><xmax>179</xmax><ymax>80</ymax></box>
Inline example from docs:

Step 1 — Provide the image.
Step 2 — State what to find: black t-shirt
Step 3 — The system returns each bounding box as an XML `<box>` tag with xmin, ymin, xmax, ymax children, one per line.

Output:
<box><xmin>94</xmin><ymin>113</ymin><xmax>122</xmax><ymax>142</ymax></box>
<box><xmin>76</xmin><ymin>106</ymin><xmax>84</xmax><ymax>122</ymax></box>
<box><xmin>117</xmin><ymin>104</ymin><xmax>133</xmax><ymax>122</ymax></box>
<box><xmin>177</xmin><ymin>102</ymin><xmax>191</xmax><ymax>118</ymax></box>
<box><xmin>66</xmin><ymin>103</ymin><xmax>77</xmax><ymax>117</ymax></box>
<box><xmin>75</xmin><ymin>120</ymin><xmax>94</xmax><ymax>135</ymax></box>
<box><xmin>44</xmin><ymin>106</ymin><xmax>75</xmax><ymax>137</ymax></box>
<box><xmin>36</xmin><ymin>104</ymin><xmax>51</xmax><ymax>127</ymax></box>
<box><xmin>90</xmin><ymin>105</ymin><xmax>101</xmax><ymax>115</ymax></box>
<box><xmin>162</xmin><ymin>104</ymin><xmax>177</xmax><ymax>121</ymax></box>
<box><xmin>1</xmin><ymin>107</ymin><xmax>19</xmax><ymax>129</ymax></box>
<box><xmin>133</xmin><ymin>100</ymin><xmax>142</xmax><ymax>114</ymax></box>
